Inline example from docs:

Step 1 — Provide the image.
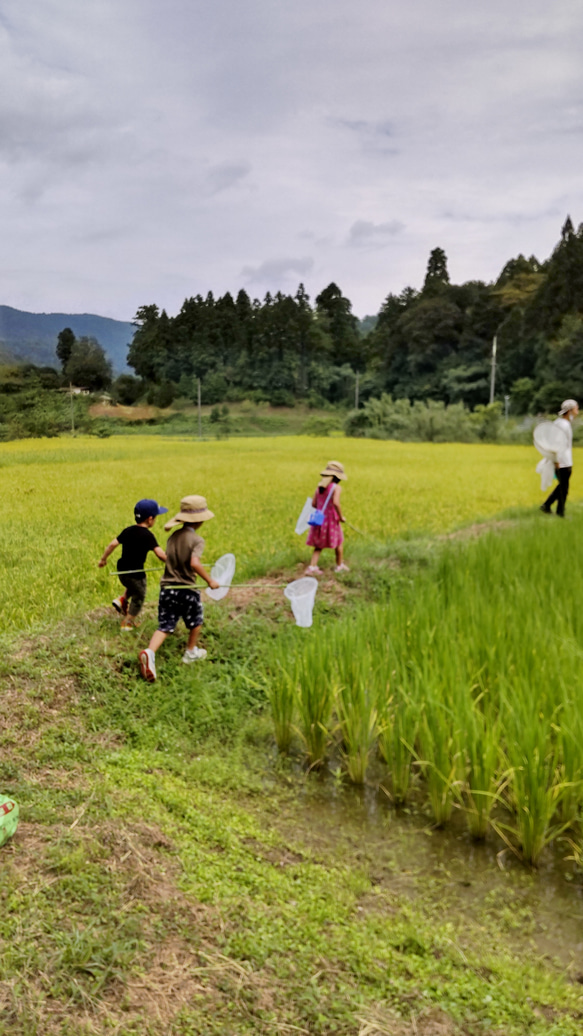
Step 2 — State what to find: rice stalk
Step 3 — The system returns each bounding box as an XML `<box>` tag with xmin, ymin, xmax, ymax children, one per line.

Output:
<box><xmin>336</xmin><ymin>639</ymin><xmax>378</xmax><ymax>784</ymax></box>
<box><xmin>265</xmin><ymin>638</ymin><xmax>298</xmax><ymax>754</ymax></box>
<box><xmin>295</xmin><ymin>638</ymin><xmax>335</xmax><ymax>769</ymax></box>
<box><xmin>418</xmin><ymin>698</ymin><xmax>460</xmax><ymax>828</ymax></box>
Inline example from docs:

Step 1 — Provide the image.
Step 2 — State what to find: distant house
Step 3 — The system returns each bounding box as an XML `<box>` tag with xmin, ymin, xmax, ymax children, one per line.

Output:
<box><xmin>59</xmin><ymin>386</ymin><xmax>90</xmax><ymax>396</ymax></box>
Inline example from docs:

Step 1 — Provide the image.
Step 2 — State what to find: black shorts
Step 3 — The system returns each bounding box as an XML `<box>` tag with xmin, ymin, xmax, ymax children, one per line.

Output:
<box><xmin>158</xmin><ymin>586</ymin><xmax>203</xmax><ymax>633</ymax></box>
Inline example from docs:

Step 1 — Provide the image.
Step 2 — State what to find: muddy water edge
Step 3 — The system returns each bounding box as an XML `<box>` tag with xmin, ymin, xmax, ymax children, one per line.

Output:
<box><xmin>269</xmin><ymin>771</ymin><xmax>583</xmax><ymax>979</ymax></box>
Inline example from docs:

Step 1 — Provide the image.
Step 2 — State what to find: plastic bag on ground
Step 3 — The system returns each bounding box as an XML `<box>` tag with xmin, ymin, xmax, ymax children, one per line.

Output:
<box><xmin>295</xmin><ymin>496</ymin><xmax>313</xmax><ymax>535</ymax></box>
<box><xmin>0</xmin><ymin>796</ymin><xmax>19</xmax><ymax>847</ymax></box>
<box><xmin>206</xmin><ymin>553</ymin><xmax>236</xmax><ymax>601</ymax></box>
<box><xmin>284</xmin><ymin>576</ymin><xmax>318</xmax><ymax>627</ymax></box>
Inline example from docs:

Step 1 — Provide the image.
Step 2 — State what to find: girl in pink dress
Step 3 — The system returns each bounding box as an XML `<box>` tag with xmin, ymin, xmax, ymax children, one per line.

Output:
<box><xmin>306</xmin><ymin>460</ymin><xmax>349</xmax><ymax>574</ymax></box>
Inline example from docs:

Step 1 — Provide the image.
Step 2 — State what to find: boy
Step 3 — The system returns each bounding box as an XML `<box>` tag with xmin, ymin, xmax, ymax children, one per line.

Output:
<box><xmin>98</xmin><ymin>499</ymin><xmax>168</xmax><ymax>630</ymax></box>
<box><xmin>139</xmin><ymin>495</ymin><xmax>219</xmax><ymax>682</ymax></box>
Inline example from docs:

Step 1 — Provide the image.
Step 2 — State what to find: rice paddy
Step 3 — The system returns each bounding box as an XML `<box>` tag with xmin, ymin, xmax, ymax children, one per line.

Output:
<box><xmin>267</xmin><ymin>515</ymin><xmax>583</xmax><ymax>864</ymax></box>
<box><xmin>2</xmin><ymin>433</ymin><xmax>583</xmax><ymax>866</ymax></box>
<box><xmin>2</xmin><ymin>433</ymin><xmax>583</xmax><ymax>1031</ymax></box>
<box><xmin>0</xmin><ymin>434</ymin><xmax>573</xmax><ymax>632</ymax></box>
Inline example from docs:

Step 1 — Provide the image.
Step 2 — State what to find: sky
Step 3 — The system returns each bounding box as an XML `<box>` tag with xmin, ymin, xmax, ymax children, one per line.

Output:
<box><xmin>2</xmin><ymin>0</ymin><xmax>583</xmax><ymax>321</ymax></box>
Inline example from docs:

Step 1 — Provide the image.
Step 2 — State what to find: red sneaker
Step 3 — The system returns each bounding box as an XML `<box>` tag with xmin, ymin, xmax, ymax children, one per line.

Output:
<box><xmin>112</xmin><ymin>594</ymin><xmax>128</xmax><ymax>615</ymax></box>
<box><xmin>139</xmin><ymin>649</ymin><xmax>157</xmax><ymax>682</ymax></box>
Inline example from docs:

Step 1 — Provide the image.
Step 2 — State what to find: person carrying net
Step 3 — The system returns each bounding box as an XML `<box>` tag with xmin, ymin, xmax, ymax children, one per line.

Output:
<box><xmin>98</xmin><ymin>498</ymin><xmax>168</xmax><ymax>630</ymax></box>
<box><xmin>306</xmin><ymin>460</ymin><xmax>349</xmax><ymax>574</ymax></box>
<box><xmin>138</xmin><ymin>495</ymin><xmax>219</xmax><ymax>682</ymax></box>
<box><xmin>540</xmin><ymin>398</ymin><xmax>579</xmax><ymax>518</ymax></box>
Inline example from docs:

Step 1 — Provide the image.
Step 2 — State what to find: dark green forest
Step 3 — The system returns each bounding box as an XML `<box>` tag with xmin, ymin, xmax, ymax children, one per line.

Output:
<box><xmin>127</xmin><ymin>217</ymin><xmax>583</xmax><ymax>416</ymax></box>
<box><xmin>4</xmin><ymin>217</ymin><xmax>583</xmax><ymax>442</ymax></box>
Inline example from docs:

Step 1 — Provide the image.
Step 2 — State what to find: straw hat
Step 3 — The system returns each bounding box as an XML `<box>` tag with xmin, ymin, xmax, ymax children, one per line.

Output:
<box><xmin>320</xmin><ymin>460</ymin><xmax>347</xmax><ymax>481</ymax></box>
<box><xmin>165</xmin><ymin>495</ymin><xmax>215</xmax><ymax>530</ymax></box>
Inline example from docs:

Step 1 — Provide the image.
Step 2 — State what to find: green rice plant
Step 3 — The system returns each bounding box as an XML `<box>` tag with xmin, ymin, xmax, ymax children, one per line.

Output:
<box><xmin>501</xmin><ymin>691</ymin><xmax>571</xmax><ymax>866</ymax></box>
<box><xmin>457</xmin><ymin>695</ymin><xmax>503</xmax><ymax>839</ymax></box>
<box><xmin>378</xmin><ymin>695</ymin><xmax>419</xmax><ymax>805</ymax></box>
<box><xmin>295</xmin><ymin>636</ymin><xmax>335</xmax><ymax>769</ymax></box>
<box><xmin>554</xmin><ymin>681</ymin><xmax>583</xmax><ymax>830</ymax></box>
<box><xmin>417</xmin><ymin>695</ymin><xmax>460</xmax><ymax>828</ymax></box>
<box><xmin>335</xmin><ymin>634</ymin><xmax>378</xmax><ymax>784</ymax></box>
<box><xmin>265</xmin><ymin>636</ymin><xmax>298</xmax><ymax>754</ymax></box>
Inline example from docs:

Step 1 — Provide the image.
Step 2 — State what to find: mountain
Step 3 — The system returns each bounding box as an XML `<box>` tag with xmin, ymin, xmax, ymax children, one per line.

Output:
<box><xmin>0</xmin><ymin>306</ymin><xmax>135</xmax><ymax>372</ymax></box>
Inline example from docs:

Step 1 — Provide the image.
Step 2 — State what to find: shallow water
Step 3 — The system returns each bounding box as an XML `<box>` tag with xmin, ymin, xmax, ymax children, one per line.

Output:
<box><xmin>281</xmin><ymin>774</ymin><xmax>583</xmax><ymax>977</ymax></box>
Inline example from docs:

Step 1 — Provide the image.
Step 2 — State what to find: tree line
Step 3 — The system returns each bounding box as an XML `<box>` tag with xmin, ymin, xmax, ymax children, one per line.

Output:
<box><xmin>121</xmin><ymin>217</ymin><xmax>583</xmax><ymax>414</ymax></box>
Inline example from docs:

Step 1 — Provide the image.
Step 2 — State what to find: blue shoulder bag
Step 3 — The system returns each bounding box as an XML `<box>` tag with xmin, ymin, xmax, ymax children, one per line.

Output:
<box><xmin>307</xmin><ymin>486</ymin><xmax>334</xmax><ymax>527</ymax></box>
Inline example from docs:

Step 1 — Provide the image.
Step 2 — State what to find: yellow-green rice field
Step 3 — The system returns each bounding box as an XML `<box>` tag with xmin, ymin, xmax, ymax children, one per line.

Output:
<box><xmin>0</xmin><ymin>435</ymin><xmax>577</xmax><ymax>632</ymax></box>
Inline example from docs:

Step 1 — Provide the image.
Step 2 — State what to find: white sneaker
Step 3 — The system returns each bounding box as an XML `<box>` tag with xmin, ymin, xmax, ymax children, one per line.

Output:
<box><xmin>139</xmin><ymin>648</ymin><xmax>157</xmax><ymax>682</ymax></box>
<box><xmin>182</xmin><ymin>646</ymin><xmax>208</xmax><ymax>663</ymax></box>
<box><xmin>335</xmin><ymin>563</ymin><xmax>350</xmax><ymax>572</ymax></box>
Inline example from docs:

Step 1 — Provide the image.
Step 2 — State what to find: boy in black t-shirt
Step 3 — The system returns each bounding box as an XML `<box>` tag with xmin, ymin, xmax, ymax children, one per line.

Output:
<box><xmin>98</xmin><ymin>499</ymin><xmax>168</xmax><ymax>630</ymax></box>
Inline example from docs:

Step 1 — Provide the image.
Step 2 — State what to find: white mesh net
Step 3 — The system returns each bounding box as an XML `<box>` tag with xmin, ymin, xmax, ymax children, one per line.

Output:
<box><xmin>205</xmin><ymin>552</ymin><xmax>236</xmax><ymax>601</ymax></box>
<box><xmin>283</xmin><ymin>576</ymin><xmax>318</xmax><ymax>627</ymax></box>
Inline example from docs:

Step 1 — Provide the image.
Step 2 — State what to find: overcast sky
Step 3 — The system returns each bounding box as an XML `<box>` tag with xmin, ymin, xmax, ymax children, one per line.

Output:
<box><xmin>2</xmin><ymin>0</ymin><xmax>583</xmax><ymax>320</ymax></box>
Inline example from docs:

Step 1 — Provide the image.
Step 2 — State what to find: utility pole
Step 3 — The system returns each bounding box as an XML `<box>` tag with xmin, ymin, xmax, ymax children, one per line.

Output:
<box><xmin>489</xmin><ymin>336</ymin><xmax>497</xmax><ymax>405</ymax></box>
<box><xmin>355</xmin><ymin>371</ymin><xmax>359</xmax><ymax>410</ymax></box>
<box><xmin>197</xmin><ymin>378</ymin><xmax>202</xmax><ymax>439</ymax></box>
<box><xmin>504</xmin><ymin>394</ymin><xmax>510</xmax><ymax>421</ymax></box>
<box><xmin>69</xmin><ymin>383</ymin><xmax>75</xmax><ymax>435</ymax></box>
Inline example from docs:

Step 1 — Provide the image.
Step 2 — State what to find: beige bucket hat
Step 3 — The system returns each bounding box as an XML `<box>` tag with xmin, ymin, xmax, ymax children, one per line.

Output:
<box><xmin>165</xmin><ymin>495</ymin><xmax>215</xmax><ymax>530</ymax></box>
<box><xmin>320</xmin><ymin>460</ymin><xmax>347</xmax><ymax>481</ymax></box>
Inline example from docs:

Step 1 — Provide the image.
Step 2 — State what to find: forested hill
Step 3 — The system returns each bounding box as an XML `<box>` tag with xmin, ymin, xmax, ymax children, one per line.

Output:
<box><xmin>0</xmin><ymin>306</ymin><xmax>133</xmax><ymax>372</ymax></box>
<box><xmin>127</xmin><ymin>218</ymin><xmax>583</xmax><ymax>413</ymax></box>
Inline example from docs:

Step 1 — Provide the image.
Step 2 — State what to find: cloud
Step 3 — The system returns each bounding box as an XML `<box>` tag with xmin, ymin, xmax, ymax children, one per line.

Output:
<box><xmin>241</xmin><ymin>256</ymin><xmax>314</xmax><ymax>285</ymax></box>
<box><xmin>1</xmin><ymin>0</ymin><xmax>583</xmax><ymax>320</ymax></box>
<box><xmin>204</xmin><ymin>162</ymin><xmax>251</xmax><ymax>196</ymax></box>
<box><xmin>348</xmin><ymin>220</ymin><xmax>405</xmax><ymax>248</ymax></box>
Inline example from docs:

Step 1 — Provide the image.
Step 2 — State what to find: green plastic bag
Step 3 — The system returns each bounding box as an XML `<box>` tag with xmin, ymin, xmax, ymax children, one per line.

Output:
<box><xmin>0</xmin><ymin>796</ymin><xmax>19</xmax><ymax>847</ymax></box>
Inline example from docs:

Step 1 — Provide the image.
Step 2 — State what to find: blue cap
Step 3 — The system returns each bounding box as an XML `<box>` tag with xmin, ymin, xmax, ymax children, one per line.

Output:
<box><xmin>134</xmin><ymin>498</ymin><xmax>168</xmax><ymax>521</ymax></box>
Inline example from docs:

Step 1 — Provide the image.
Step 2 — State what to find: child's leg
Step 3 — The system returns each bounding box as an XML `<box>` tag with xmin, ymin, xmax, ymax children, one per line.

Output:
<box><xmin>186</xmin><ymin>625</ymin><xmax>202</xmax><ymax>650</ymax></box>
<box><xmin>148</xmin><ymin>629</ymin><xmax>168</xmax><ymax>653</ymax></box>
<box><xmin>335</xmin><ymin>544</ymin><xmax>343</xmax><ymax>566</ymax></box>
<box><xmin>309</xmin><ymin>548</ymin><xmax>322</xmax><ymax>567</ymax></box>
<box><xmin>127</xmin><ymin>577</ymin><xmax>147</xmax><ymax>618</ymax></box>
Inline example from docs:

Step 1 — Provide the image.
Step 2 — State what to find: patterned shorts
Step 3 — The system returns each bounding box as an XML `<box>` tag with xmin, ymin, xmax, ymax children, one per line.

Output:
<box><xmin>158</xmin><ymin>586</ymin><xmax>203</xmax><ymax>633</ymax></box>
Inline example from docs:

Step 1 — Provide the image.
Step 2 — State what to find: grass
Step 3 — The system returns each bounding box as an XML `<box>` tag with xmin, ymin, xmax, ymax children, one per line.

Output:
<box><xmin>2</xmin><ymin>436</ymin><xmax>583</xmax><ymax>1031</ymax></box>
<box><xmin>1</xmin><ymin>598</ymin><xmax>583</xmax><ymax>1034</ymax></box>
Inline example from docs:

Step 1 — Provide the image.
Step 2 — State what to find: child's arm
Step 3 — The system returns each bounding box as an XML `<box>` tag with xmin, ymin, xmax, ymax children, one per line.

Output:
<box><xmin>153</xmin><ymin>546</ymin><xmax>167</xmax><ymax>562</ymax></box>
<box><xmin>333</xmin><ymin>485</ymin><xmax>345</xmax><ymax>522</ymax></box>
<box><xmin>98</xmin><ymin>538</ymin><xmax>119</xmax><ymax>567</ymax></box>
<box><xmin>191</xmin><ymin>554</ymin><xmax>220</xmax><ymax>590</ymax></box>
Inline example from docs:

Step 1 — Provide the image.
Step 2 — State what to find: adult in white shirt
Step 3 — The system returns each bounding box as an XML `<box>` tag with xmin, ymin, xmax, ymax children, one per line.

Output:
<box><xmin>541</xmin><ymin>398</ymin><xmax>579</xmax><ymax>517</ymax></box>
